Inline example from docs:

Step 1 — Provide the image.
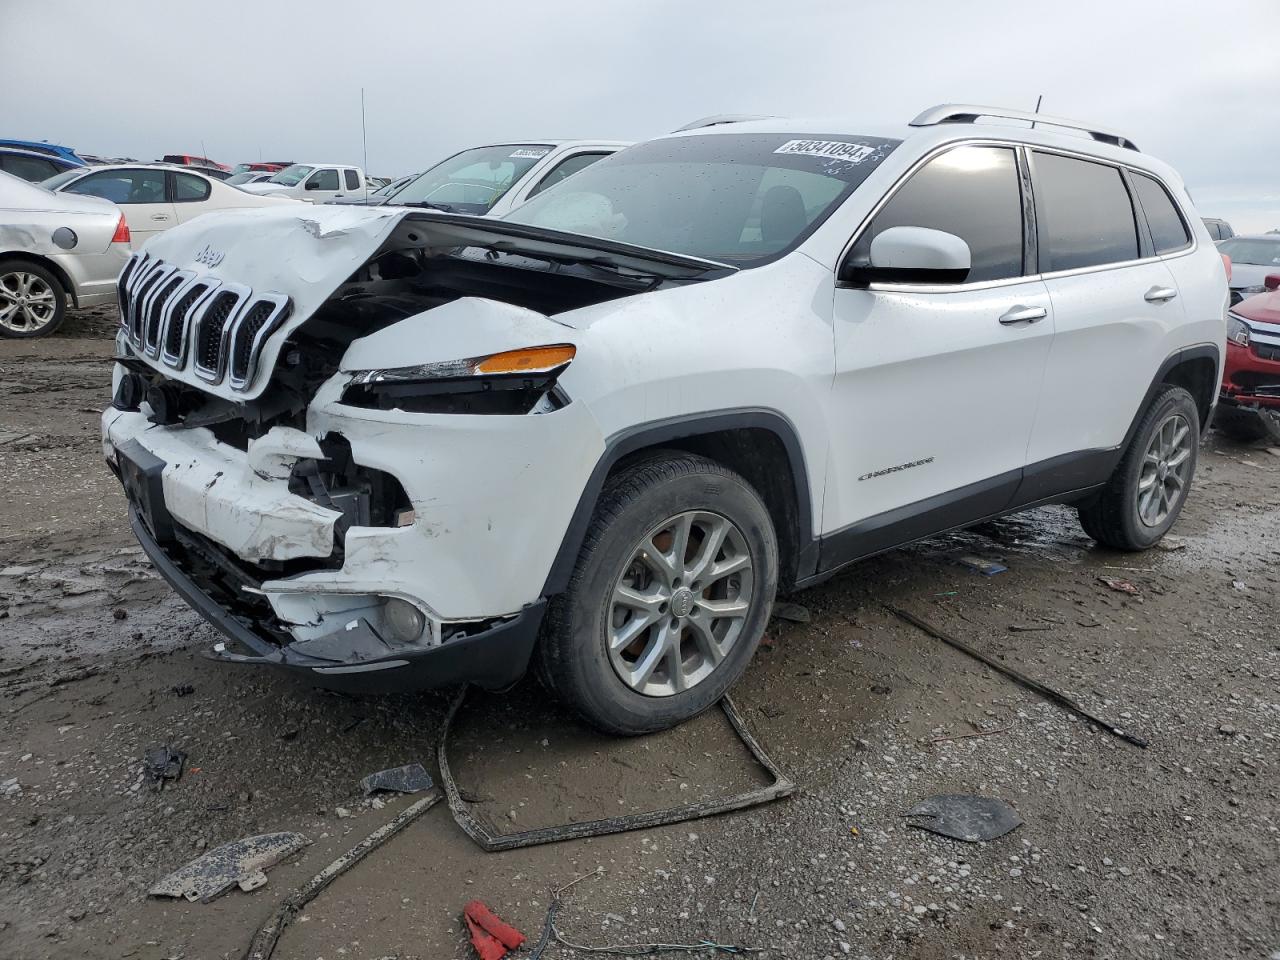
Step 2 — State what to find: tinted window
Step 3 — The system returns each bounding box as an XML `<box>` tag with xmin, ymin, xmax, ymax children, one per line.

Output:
<box><xmin>173</xmin><ymin>172</ymin><xmax>210</xmax><ymax>202</ymax></box>
<box><xmin>1133</xmin><ymin>174</ymin><xmax>1189</xmax><ymax>254</ymax></box>
<box><xmin>1033</xmin><ymin>152</ymin><xmax>1138</xmax><ymax>271</ymax></box>
<box><xmin>308</xmin><ymin>169</ymin><xmax>339</xmax><ymax>191</ymax></box>
<box><xmin>66</xmin><ymin>168</ymin><xmax>166</xmax><ymax>204</ymax></box>
<box><xmin>849</xmin><ymin>146</ymin><xmax>1024</xmax><ymax>283</ymax></box>
<box><xmin>527</xmin><ymin>152</ymin><xmax>610</xmax><ymax>199</ymax></box>
<box><xmin>343</xmin><ymin>169</ymin><xmax>360</xmax><ymax>190</ymax></box>
<box><xmin>1</xmin><ymin>154</ymin><xmax>59</xmax><ymax>182</ymax></box>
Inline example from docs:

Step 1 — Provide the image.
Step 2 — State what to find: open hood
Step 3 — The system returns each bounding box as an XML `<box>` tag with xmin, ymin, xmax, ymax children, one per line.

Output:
<box><xmin>117</xmin><ymin>204</ymin><xmax>729</xmax><ymax>403</ymax></box>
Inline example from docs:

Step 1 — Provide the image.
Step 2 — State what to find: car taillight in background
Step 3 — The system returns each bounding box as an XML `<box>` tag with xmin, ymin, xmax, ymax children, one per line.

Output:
<box><xmin>1265</xmin><ymin>273</ymin><xmax>1280</xmax><ymax>293</ymax></box>
<box><xmin>1221</xmin><ymin>253</ymin><xmax>1232</xmax><ymax>283</ymax></box>
<box><xmin>111</xmin><ymin>214</ymin><xmax>131</xmax><ymax>244</ymax></box>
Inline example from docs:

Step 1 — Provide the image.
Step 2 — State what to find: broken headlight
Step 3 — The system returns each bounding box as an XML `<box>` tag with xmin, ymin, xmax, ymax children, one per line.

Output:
<box><xmin>1228</xmin><ymin>313</ymin><xmax>1251</xmax><ymax>347</ymax></box>
<box><xmin>340</xmin><ymin>344</ymin><xmax>574</xmax><ymax>415</ymax></box>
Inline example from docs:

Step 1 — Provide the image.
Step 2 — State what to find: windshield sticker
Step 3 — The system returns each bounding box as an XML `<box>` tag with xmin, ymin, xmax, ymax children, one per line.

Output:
<box><xmin>774</xmin><ymin>139</ymin><xmax>878</xmax><ymax>164</ymax></box>
<box><xmin>509</xmin><ymin>148</ymin><xmax>551</xmax><ymax>160</ymax></box>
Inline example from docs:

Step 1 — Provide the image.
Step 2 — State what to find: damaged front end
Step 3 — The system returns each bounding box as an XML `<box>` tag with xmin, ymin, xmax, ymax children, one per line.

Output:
<box><xmin>103</xmin><ymin>206</ymin><xmax>726</xmax><ymax>690</ymax></box>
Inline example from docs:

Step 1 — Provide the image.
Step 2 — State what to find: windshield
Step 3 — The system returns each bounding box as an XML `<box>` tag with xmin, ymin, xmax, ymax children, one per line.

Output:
<box><xmin>504</xmin><ymin>133</ymin><xmax>900</xmax><ymax>265</ymax></box>
<box><xmin>1219</xmin><ymin>237</ymin><xmax>1280</xmax><ymax>267</ymax></box>
<box><xmin>268</xmin><ymin>164</ymin><xmax>314</xmax><ymax>186</ymax></box>
<box><xmin>387</xmin><ymin>144</ymin><xmax>554</xmax><ymax>213</ymax></box>
<box><xmin>40</xmin><ymin>169</ymin><xmax>86</xmax><ymax>191</ymax></box>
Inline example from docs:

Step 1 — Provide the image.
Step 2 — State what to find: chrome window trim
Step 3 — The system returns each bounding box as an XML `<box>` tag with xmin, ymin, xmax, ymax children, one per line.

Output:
<box><xmin>227</xmin><ymin>292</ymin><xmax>291</xmax><ymax>390</ymax></box>
<box><xmin>160</xmin><ymin>277</ymin><xmax>221</xmax><ymax>369</ymax></box>
<box><xmin>837</xmin><ymin>137</ymin><xmax>1201</xmax><ymax>295</ymax></box>
<box><xmin>141</xmin><ymin>270</ymin><xmax>190</xmax><ymax>359</ymax></box>
<box><xmin>191</xmin><ymin>282</ymin><xmax>252</xmax><ymax>383</ymax></box>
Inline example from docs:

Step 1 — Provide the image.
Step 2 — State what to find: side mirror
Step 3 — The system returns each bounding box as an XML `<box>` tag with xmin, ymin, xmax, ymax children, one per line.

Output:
<box><xmin>303</xmin><ymin>178</ymin><xmax>320</xmax><ymax>190</ymax></box>
<box><xmin>841</xmin><ymin>226</ymin><xmax>972</xmax><ymax>286</ymax></box>
<box><xmin>1265</xmin><ymin>274</ymin><xmax>1280</xmax><ymax>293</ymax></box>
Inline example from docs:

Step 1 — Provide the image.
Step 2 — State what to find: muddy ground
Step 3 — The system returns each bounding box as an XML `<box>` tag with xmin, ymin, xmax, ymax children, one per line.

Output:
<box><xmin>1</xmin><ymin>307</ymin><xmax>1277</xmax><ymax>960</ymax></box>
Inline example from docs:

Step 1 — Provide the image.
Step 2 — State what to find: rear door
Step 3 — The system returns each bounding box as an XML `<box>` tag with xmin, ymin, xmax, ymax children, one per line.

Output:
<box><xmin>1026</xmin><ymin>150</ymin><xmax>1188</xmax><ymax>469</ymax></box>
<box><xmin>64</xmin><ymin>168</ymin><xmax>176</xmax><ymax>247</ymax></box>
<box><xmin>170</xmin><ymin>171</ymin><xmax>215</xmax><ymax>226</ymax></box>
<box><xmin>825</xmin><ymin>143</ymin><xmax>1055</xmax><ymax>559</ymax></box>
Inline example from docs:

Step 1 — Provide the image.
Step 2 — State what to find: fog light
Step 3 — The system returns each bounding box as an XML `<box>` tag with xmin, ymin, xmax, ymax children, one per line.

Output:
<box><xmin>114</xmin><ymin>372</ymin><xmax>145</xmax><ymax>411</ymax></box>
<box><xmin>383</xmin><ymin>598</ymin><xmax>426</xmax><ymax>645</ymax></box>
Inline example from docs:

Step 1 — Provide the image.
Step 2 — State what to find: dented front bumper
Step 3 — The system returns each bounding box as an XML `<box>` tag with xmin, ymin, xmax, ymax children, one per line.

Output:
<box><xmin>101</xmin><ymin>389</ymin><xmax>603</xmax><ymax>690</ymax></box>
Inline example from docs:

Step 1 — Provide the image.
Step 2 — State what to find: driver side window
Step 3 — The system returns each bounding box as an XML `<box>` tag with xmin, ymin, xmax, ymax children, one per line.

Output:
<box><xmin>308</xmin><ymin>168</ymin><xmax>339</xmax><ymax>191</ymax></box>
<box><xmin>850</xmin><ymin>146</ymin><xmax>1026</xmax><ymax>283</ymax></box>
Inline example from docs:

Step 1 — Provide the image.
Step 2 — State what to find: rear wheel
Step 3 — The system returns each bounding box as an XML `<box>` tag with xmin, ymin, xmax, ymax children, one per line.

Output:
<box><xmin>539</xmin><ymin>453</ymin><xmax>778</xmax><ymax>735</ymax></box>
<box><xmin>0</xmin><ymin>260</ymin><xmax>67</xmax><ymax>338</ymax></box>
<box><xmin>1078</xmin><ymin>385</ymin><xmax>1199</xmax><ymax>550</ymax></box>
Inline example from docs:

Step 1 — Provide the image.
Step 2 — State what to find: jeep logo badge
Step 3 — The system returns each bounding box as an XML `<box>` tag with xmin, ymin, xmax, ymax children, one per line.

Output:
<box><xmin>194</xmin><ymin>244</ymin><xmax>226</xmax><ymax>268</ymax></box>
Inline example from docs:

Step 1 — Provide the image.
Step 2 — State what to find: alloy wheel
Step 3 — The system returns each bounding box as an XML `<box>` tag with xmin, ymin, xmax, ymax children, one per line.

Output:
<box><xmin>1137</xmin><ymin>413</ymin><xmax>1192</xmax><ymax>526</ymax></box>
<box><xmin>0</xmin><ymin>271</ymin><xmax>59</xmax><ymax>334</ymax></box>
<box><xmin>607</xmin><ymin>510</ymin><xmax>754</xmax><ymax>697</ymax></box>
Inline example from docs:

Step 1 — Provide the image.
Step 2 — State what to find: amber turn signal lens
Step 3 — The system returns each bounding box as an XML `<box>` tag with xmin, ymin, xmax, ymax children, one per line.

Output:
<box><xmin>474</xmin><ymin>344</ymin><xmax>576</xmax><ymax>375</ymax></box>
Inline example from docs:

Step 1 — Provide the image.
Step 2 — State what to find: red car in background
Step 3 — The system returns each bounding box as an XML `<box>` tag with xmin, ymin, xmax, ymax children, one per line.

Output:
<box><xmin>230</xmin><ymin>161</ymin><xmax>293</xmax><ymax>174</ymax></box>
<box><xmin>1216</xmin><ymin>272</ymin><xmax>1280</xmax><ymax>442</ymax></box>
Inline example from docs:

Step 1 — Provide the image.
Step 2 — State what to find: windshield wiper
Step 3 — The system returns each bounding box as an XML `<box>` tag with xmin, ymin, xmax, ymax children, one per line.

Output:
<box><xmin>398</xmin><ymin>200</ymin><xmax>455</xmax><ymax>212</ymax></box>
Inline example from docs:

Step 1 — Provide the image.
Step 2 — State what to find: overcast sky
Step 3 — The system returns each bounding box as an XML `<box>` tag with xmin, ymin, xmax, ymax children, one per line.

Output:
<box><xmin>5</xmin><ymin>0</ymin><xmax>1278</xmax><ymax>230</ymax></box>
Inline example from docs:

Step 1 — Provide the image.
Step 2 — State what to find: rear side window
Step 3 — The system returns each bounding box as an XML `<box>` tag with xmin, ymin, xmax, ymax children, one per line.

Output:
<box><xmin>527</xmin><ymin>152</ymin><xmax>610</xmax><ymax>199</ymax></box>
<box><xmin>173</xmin><ymin>172</ymin><xmax>210</xmax><ymax>202</ymax></box>
<box><xmin>850</xmin><ymin>145</ymin><xmax>1024</xmax><ymax>283</ymax></box>
<box><xmin>1133</xmin><ymin>173</ymin><xmax>1189</xmax><ymax>254</ymax></box>
<box><xmin>1033</xmin><ymin>152</ymin><xmax>1138</xmax><ymax>271</ymax></box>
<box><xmin>1</xmin><ymin>154</ymin><xmax>59</xmax><ymax>181</ymax></box>
<box><xmin>343</xmin><ymin>169</ymin><xmax>360</xmax><ymax>190</ymax></box>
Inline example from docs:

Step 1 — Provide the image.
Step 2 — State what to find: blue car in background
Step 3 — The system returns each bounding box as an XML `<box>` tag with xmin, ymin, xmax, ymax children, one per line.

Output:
<box><xmin>0</xmin><ymin>139</ymin><xmax>88</xmax><ymax>167</ymax></box>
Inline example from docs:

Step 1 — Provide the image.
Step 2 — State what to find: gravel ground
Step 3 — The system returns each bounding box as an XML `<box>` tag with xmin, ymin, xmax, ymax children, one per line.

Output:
<box><xmin>1</xmin><ymin>312</ymin><xmax>1277</xmax><ymax>959</ymax></box>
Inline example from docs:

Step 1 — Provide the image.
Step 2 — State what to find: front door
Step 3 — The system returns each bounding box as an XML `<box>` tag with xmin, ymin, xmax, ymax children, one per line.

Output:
<box><xmin>824</xmin><ymin>144</ymin><xmax>1054</xmax><ymax>565</ymax></box>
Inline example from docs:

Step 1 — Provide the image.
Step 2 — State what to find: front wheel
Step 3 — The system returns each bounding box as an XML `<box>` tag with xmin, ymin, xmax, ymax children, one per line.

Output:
<box><xmin>0</xmin><ymin>260</ymin><xmax>68</xmax><ymax>338</ymax></box>
<box><xmin>1078</xmin><ymin>384</ymin><xmax>1200</xmax><ymax>550</ymax></box>
<box><xmin>539</xmin><ymin>453</ymin><xmax>778</xmax><ymax>735</ymax></box>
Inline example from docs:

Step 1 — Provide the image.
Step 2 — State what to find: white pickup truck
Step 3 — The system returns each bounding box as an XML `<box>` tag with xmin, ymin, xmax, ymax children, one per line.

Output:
<box><xmin>238</xmin><ymin>164</ymin><xmax>366</xmax><ymax>203</ymax></box>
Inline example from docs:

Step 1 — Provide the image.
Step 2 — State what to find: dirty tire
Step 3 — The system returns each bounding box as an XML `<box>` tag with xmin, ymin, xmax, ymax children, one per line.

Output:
<box><xmin>539</xmin><ymin>453</ymin><xmax>777</xmax><ymax>735</ymax></box>
<box><xmin>0</xmin><ymin>258</ymin><xmax>68</xmax><ymax>338</ymax></box>
<box><xmin>1078</xmin><ymin>384</ymin><xmax>1199</xmax><ymax>550</ymax></box>
<box><xmin>1213</xmin><ymin>405</ymin><xmax>1277</xmax><ymax>444</ymax></box>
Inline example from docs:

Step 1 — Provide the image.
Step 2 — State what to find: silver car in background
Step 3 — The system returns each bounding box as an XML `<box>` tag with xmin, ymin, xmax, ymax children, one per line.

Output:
<box><xmin>0</xmin><ymin>170</ymin><xmax>131</xmax><ymax>337</ymax></box>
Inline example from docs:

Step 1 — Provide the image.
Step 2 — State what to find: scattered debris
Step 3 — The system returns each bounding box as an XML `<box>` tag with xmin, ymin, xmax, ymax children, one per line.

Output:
<box><xmin>464</xmin><ymin>900</ymin><xmax>525</xmax><ymax>959</ymax></box>
<box><xmin>111</xmin><ymin>607</ymin><xmax>128</xmax><ymax>620</ymax></box>
<box><xmin>771</xmin><ymin>601</ymin><xmax>811</xmax><ymax>624</ymax></box>
<box><xmin>884</xmin><ymin>604</ymin><xmax>1149</xmax><ymax>748</ymax></box>
<box><xmin>438</xmin><ymin>687</ymin><xmax>795</xmax><ymax>852</ymax></box>
<box><xmin>1154</xmin><ymin>537</ymin><xmax>1187</xmax><ymax>552</ymax></box>
<box><xmin>245</xmin><ymin>793</ymin><xmax>442</xmax><ymax>960</ymax></box>
<box><xmin>1218</xmin><ymin>724</ymin><xmax>1238</xmax><ymax>736</ymax></box>
<box><xmin>278</xmin><ymin>729</ymin><xmax>299</xmax><ymax>742</ymax></box>
<box><xmin>171</xmin><ymin>683</ymin><xmax>195</xmax><ymax>697</ymax></box>
<box><xmin>150</xmin><ymin>831</ymin><xmax>310</xmax><ymax>903</ymax></box>
<box><xmin>360</xmin><ymin>763</ymin><xmax>433</xmax><ymax>796</ymax></box>
<box><xmin>143</xmin><ymin>744</ymin><xmax>186</xmax><ymax>791</ymax></box>
<box><xmin>904</xmin><ymin>794</ymin><xmax>1023</xmax><ymax>842</ymax></box>
<box><xmin>1232</xmin><ymin>579</ymin><xmax>1247</xmax><ymax>591</ymax></box>
<box><xmin>959</xmin><ymin>555</ymin><xmax>1008</xmax><ymax>576</ymax></box>
<box><xmin>929</xmin><ymin>725</ymin><xmax>1012</xmax><ymax>745</ymax></box>
<box><xmin>2</xmin><ymin>777</ymin><xmax>21</xmax><ymax>797</ymax></box>
<box><xmin>1008</xmin><ymin>623</ymin><xmax>1053</xmax><ymax>632</ymax></box>
<box><xmin>1097</xmin><ymin>575</ymin><xmax>1140</xmax><ymax>595</ymax></box>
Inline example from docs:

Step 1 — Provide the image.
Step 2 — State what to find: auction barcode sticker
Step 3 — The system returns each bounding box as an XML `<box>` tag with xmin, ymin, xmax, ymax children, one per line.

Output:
<box><xmin>509</xmin><ymin>148</ymin><xmax>551</xmax><ymax>160</ymax></box>
<box><xmin>774</xmin><ymin>140</ymin><xmax>876</xmax><ymax>163</ymax></box>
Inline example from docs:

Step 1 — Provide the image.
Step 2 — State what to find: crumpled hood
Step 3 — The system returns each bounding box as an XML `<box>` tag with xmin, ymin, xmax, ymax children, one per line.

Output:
<box><xmin>117</xmin><ymin>204</ymin><xmax>726</xmax><ymax>402</ymax></box>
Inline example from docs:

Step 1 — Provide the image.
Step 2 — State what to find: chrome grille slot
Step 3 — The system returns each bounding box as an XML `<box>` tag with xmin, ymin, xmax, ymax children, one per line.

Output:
<box><xmin>117</xmin><ymin>254</ymin><xmax>141</xmax><ymax>327</ymax></box>
<box><xmin>227</xmin><ymin>295</ymin><xmax>291</xmax><ymax>389</ymax></box>
<box><xmin>128</xmin><ymin>262</ymin><xmax>170</xmax><ymax>345</ymax></box>
<box><xmin>161</xmin><ymin>280</ymin><xmax>216</xmax><ymax>367</ymax></box>
<box><xmin>191</xmin><ymin>284</ymin><xmax>250</xmax><ymax>383</ymax></box>
<box><xmin>143</xmin><ymin>273</ymin><xmax>187</xmax><ymax>357</ymax></box>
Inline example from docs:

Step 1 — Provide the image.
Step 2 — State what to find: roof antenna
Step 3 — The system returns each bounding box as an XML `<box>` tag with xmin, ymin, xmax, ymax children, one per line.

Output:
<box><xmin>1032</xmin><ymin>95</ymin><xmax>1043</xmax><ymax>129</ymax></box>
<box><xmin>360</xmin><ymin>87</ymin><xmax>369</xmax><ymax>203</ymax></box>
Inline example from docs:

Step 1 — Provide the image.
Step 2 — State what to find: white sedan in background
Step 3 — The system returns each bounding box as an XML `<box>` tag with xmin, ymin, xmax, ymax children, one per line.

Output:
<box><xmin>40</xmin><ymin>164</ymin><xmax>296</xmax><ymax>248</ymax></box>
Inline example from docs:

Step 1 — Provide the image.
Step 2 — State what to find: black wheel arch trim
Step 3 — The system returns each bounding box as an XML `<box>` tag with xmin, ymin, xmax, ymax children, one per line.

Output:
<box><xmin>1126</xmin><ymin>342</ymin><xmax>1220</xmax><ymax>448</ymax></box>
<box><xmin>541</xmin><ymin>408</ymin><xmax>818</xmax><ymax>598</ymax></box>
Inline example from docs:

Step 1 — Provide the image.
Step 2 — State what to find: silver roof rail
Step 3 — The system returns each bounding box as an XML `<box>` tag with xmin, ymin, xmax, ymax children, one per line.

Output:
<box><xmin>673</xmin><ymin>114</ymin><xmax>777</xmax><ymax>133</ymax></box>
<box><xmin>909</xmin><ymin>103</ymin><xmax>1139</xmax><ymax>152</ymax></box>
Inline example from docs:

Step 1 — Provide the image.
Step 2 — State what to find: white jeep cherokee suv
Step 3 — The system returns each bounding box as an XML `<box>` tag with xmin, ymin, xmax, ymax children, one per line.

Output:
<box><xmin>103</xmin><ymin>105</ymin><xmax>1227</xmax><ymax>734</ymax></box>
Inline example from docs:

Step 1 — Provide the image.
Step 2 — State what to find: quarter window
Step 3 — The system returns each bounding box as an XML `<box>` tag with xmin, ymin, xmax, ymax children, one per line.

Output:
<box><xmin>527</xmin><ymin>152</ymin><xmax>611</xmax><ymax>199</ymax></box>
<box><xmin>1033</xmin><ymin>152</ymin><xmax>1139</xmax><ymax>271</ymax></box>
<box><xmin>172</xmin><ymin>172</ymin><xmax>211</xmax><ymax>202</ymax></box>
<box><xmin>1</xmin><ymin>154</ymin><xmax>59</xmax><ymax>181</ymax></box>
<box><xmin>343</xmin><ymin>169</ymin><xmax>360</xmax><ymax>190</ymax></box>
<box><xmin>850</xmin><ymin>146</ymin><xmax>1024</xmax><ymax>283</ymax></box>
<box><xmin>1133</xmin><ymin>173</ymin><xmax>1189</xmax><ymax>254</ymax></box>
